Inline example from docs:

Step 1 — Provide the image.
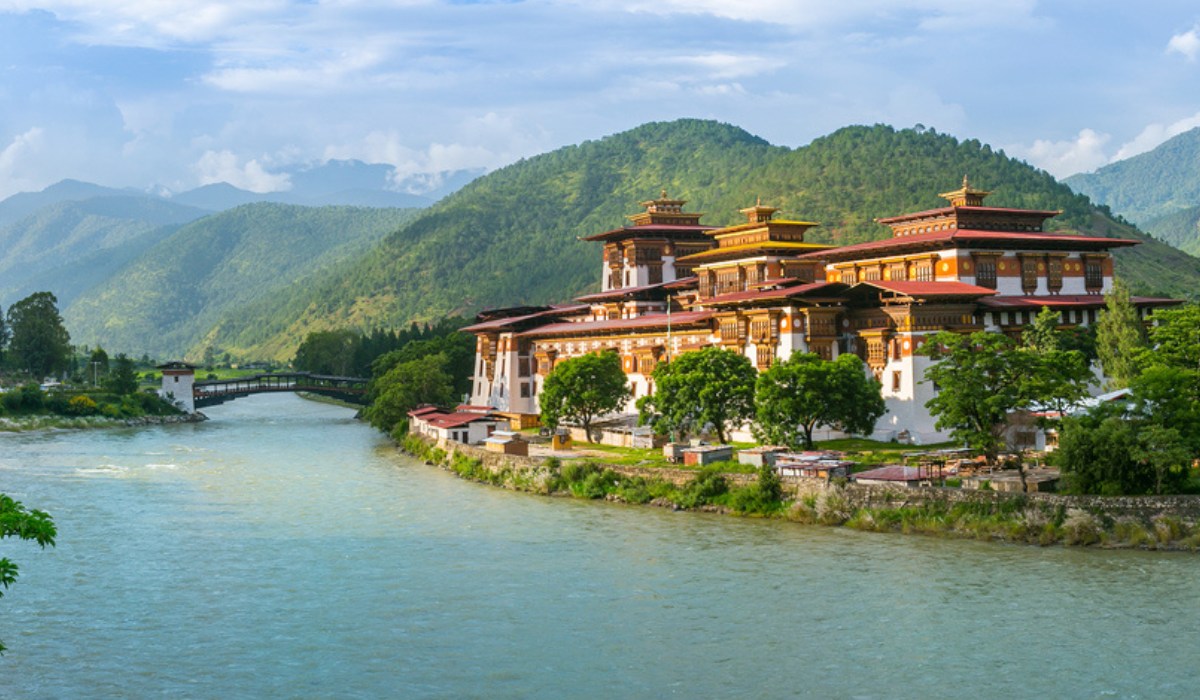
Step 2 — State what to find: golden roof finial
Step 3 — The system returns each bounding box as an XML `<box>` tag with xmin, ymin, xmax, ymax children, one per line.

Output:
<box><xmin>660</xmin><ymin>189</ymin><xmax>667</xmax><ymax>199</ymax></box>
<box><xmin>962</xmin><ymin>174</ymin><xmax>970</xmax><ymax>189</ymax></box>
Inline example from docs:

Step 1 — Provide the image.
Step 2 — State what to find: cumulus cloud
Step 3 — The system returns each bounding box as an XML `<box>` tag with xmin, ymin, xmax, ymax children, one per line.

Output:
<box><xmin>1112</xmin><ymin>111</ymin><xmax>1200</xmax><ymax>161</ymax></box>
<box><xmin>0</xmin><ymin>127</ymin><xmax>46</xmax><ymax>197</ymax></box>
<box><xmin>1009</xmin><ymin>129</ymin><xmax>1111</xmax><ymax>178</ymax></box>
<box><xmin>194</xmin><ymin>149</ymin><xmax>291</xmax><ymax>192</ymax></box>
<box><xmin>1167</xmin><ymin>26</ymin><xmax>1200</xmax><ymax>61</ymax></box>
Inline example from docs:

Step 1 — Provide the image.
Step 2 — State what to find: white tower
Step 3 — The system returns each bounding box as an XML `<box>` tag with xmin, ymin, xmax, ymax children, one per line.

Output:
<box><xmin>157</xmin><ymin>361</ymin><xmax>198</xmax><ymax>413</ymax></box>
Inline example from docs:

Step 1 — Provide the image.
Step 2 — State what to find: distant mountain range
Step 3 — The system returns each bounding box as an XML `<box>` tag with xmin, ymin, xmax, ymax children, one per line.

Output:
<box><xmin>6</xmin><ymin>120</ymin><xmax>1198</xmax><ymax>363</ymax></box>
<box><xmin>1065</xmin><ymin>127</ymin><xmax>1200</xmax><ymax>252</ymax></box>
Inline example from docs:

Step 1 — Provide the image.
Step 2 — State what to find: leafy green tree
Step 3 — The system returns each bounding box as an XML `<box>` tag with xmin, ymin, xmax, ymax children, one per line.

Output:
<box><xmin>1</xmin><ymin>494</ymin><xmax>56</xmax><ymax>654</ymax></box>
<box><xmin>1023</xmin><ymin>306</ymin><xmax>1062</xmax><ymax>353</ymax></box>
<box><xmin>1057</xmin><ymin>404</ymin><xmax>1191</xmax><ymax>495</ymax></box>
<box><xmin>1130</xmin><ymin>364</ymin><xmax>1200</xmax><ymax>457</ymax></box>
<box><xmin>106</xmin><ymin>353</ymin><xmax>140</xmax><ymax>396</ymax></box>
<box><xmin>364</xmin><ymin>353</ymin><xmax>456</xmax><ymax>433</ymax></box>
<box><xmin>0</xmin><ymin>304</ymin><xmax>9</xmax><ymax>364</ymax></box>
<box><xmin>293</xmin><ymin>329</ymin><xmax>360</xmax><ymax>376</ymax></box>
<box><xmin>1145</xmin><ymin>303</ymin><xmax>1200</xmax><ymax>371</ymax></box>
<box><xmin>6</xmin><ymin>292</ymin><xmax>71</xmax><ymax>378</ymax></box>
<box><xmin>639</xmin><ymin>346</ymin><xmax>756</xmax><ymax>444</ymax></box>
<box><xmin>88</xmin><ymin>346</ymin><xmax>110</xmax><ymax>385</ymax></box>
<box><xmin>920</xmin><ymin>331</ymin><xmax>1028</xmax><ymax>465</ymax></box>
<box><xmin>753</xmin><ymin>353</ymin><xmax>885</xmax><ymax>449</ymax></box>
<box><xmin>1095</xmin><ymin>278</ymin><xmax>1148</xmax><ymax>389</ymax></box>
<box><xmin>539</xmin><ymin>351</ymin><xmax>630</xmax><ymax>442</ymax></box>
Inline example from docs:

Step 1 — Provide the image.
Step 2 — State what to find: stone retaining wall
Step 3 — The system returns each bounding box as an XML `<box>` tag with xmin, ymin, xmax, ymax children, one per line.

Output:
<box><xmin>414</xmin><ymin>435</ymin><xmax>1200</xmax><ymax>527</ymax></box>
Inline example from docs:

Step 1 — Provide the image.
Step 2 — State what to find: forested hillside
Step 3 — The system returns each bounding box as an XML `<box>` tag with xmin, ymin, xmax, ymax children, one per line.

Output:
<box><xmin>1064</xmin><ymin>127</ymin><xmax>1200</xmax><ymax>225</ymax></box>
<box><xmin>0</xmin><ymin>195</ymin><xmax>207</xmax><ymax>306</ymax></box>
<box><xmin>195</xmin><ymin>120</ymin><xmax>1200</xmax><ymax>361</ymax></box>
<box><xmin>1144</xmin><ymin>205</ymin><xmax>1200</xmax><ymax>256</ymax></box>
<box><xmin>62</xmin><ymin>204</ymin><xmax>419</xmax><ymax>358</ymax></box>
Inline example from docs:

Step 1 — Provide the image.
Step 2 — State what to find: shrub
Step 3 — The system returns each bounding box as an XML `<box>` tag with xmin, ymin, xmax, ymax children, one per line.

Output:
<box><xmin>66</xmin><ymin>395</ymin><xmax>98</xmax><ymax>416</ymax></box>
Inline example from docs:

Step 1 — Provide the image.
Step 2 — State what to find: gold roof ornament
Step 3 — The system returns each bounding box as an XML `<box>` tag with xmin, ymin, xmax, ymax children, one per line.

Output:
<box><xmin>739</xmin><ymin>198</ymin><xmax>777</xmax><ymax>224</ymax></box>
<box><xmin>938</xmin><ymin>175</ymin><xmax>991</xmax><ymax>207</ymax></box>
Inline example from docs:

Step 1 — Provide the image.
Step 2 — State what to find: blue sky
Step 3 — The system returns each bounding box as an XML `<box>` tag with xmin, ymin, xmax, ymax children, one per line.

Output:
<box><xmin>1</xmin><ymin>1</ymin><xmax>1198</xmax><ymax>199</ymax></box>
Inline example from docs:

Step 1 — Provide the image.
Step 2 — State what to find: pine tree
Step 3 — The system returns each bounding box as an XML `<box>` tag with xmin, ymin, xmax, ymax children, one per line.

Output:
<box><xmin>1095</xmin><ymin>278</ymin><xmax>1147</xmax><ymax>389</ymax></box>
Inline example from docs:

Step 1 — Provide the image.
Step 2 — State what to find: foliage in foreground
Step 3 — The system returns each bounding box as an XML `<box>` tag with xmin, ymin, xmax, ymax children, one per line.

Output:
<box><xmin>539</xmin><ymin>351</ymin><xmax>631</xmax><ymax>442</ymax></box>
<box><xmin>638</xmin><ymin>346</ymin><xmax>756</xmax><ymax>443</ymax></box>
<box><xmin>0</xmin><ymin>495</ymin><xmax>57</xmax><ymax>654</ymax></box>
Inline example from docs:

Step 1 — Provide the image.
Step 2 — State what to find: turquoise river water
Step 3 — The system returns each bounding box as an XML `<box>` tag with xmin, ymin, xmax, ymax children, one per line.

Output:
<box><xmin>2</xmin><ymin>393</ymin><xmax>1198</xmax><ymax>698</ymax></box>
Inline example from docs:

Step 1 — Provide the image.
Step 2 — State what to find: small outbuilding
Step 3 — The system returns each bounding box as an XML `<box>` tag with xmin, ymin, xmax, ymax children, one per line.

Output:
<box><xmin>737</xmin><ymin>446</ymin><xmax>789</xmax><ymax>468</ymax></box>
<box><xmin>681</xmin><ymin>445</ymin><xmax>734</xmax><ymax>466</ymax></box>
<box><xmin>483</xmin><ymin>430</ymin><xmax>529</xmax><ymax>456</ymax></box>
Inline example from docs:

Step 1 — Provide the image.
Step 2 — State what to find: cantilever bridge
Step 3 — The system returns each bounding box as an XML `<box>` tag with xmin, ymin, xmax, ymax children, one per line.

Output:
<box><xmin>192</xmin><ymin>372</ymin><xmax>369</xmax><ymax>408</ymax></box>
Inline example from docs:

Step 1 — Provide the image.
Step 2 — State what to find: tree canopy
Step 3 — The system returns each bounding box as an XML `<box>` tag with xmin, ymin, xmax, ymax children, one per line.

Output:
<box><xmin>363</xmin><ymin>353</ymin><xmax>457</xmax><ymax>434</ymax></box>
<box><xmin>1095</xmin><ymin>278</ymin><xmax>1148</xmax><ymax>389</ymax></box>
<box><xmin>1</xmin><ymin>494</ymin><xmax>56</xmax><ymax>654</ymax></box>
<box><xmin>639</xmin><ymin>346</ymin><xmax>756</xmax><ymax>444</ymax></box>
<box><xmin>6</xmin><ymin>291</ymin><xmax>72</xmax><ymax>378</ymax></box>
<box><xmin>538</xmin><ymin>351</ymin><xmax>630</xmax><ymax>442</ymax></box>
<box><xmin>754</xmin><ymin>353</ymin><xmax>884</xmax><ymax>449</ymax></box>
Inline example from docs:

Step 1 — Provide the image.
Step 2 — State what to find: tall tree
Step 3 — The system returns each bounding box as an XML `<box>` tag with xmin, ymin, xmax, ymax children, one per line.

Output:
<box><xmin>106</xmin><ymin>353</ymin><xmax>140</xmax><ymax>396</ymax></box>
<box><xmin>1095</xmin><ymin>278</ymin><xmax>1148</xmax><ymax>389</ymax></box>
<box><xmin>363</xmin><ymin>353</ymin><xmax>456</xmax><ymax>433</ymax></box>
<box><xmin>0</xmin><ymin>304</ymin><xmax>9</xmax><ymax>364</ymax></box>
<box><xmin>754</xmin><ymin>353</ymin><xmax>885</xmax><ymax>449</ymax></box>
<box><xmin>639</xmin><ymin>346</ymin><xmax>756</xmax><ymax>444</ymax></box>
<box><xmin>293</xmin><ymin>329</ymin><xmax>361</xmax><ymax>376</ymax></box>
<box><xmin>538</xmin><ymin>351</ymin><xmax>631</xmax><ymax>442</ymax></box>
<box><xmin>6</xmin><ymin>292</ymin><xmax>72</xmax><ymax>378</ymax></box>
<box><xmin>0</xmin><ymin>494</ymin><xmax>56</xmax><ymax>654</ymax></box>
<box><xmin>920</xmin><ymin>331</ymin><xmax>1027</xmax><ymax>465</ymax></box>
<box><xmin>1145</xmin><ymin>303</ymin><xmax>1200</xmax><ymax>371</ymax></box>
<box><xmin>88</xmin><ymin>346</ymin><xmax>110</xmax><ymax>385</ymax></box>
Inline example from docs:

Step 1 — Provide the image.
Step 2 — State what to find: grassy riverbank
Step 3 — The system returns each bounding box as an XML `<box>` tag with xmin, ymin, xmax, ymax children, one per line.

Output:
<box><xmin>401</xmin><ymin>434</ymin><xmax>1200</xmax><ymax>551</ymax></box>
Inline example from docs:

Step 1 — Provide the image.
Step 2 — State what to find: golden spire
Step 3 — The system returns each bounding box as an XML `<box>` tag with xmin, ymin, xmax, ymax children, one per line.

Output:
<box><xmin>939</xmin><ymin>176</ymin><xmax>990</xmax><ymax>207</ymax></box>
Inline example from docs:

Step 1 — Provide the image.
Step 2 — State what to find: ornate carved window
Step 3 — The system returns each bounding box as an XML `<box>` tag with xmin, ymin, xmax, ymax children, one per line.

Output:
<box><xmin>1021</xmin><ymin>257</ymin><xmax>1039</xmax><ymax>293</ymax></box>
<box><xmin>912</xmin><ymin>262</ymin><xmax>933</xmax><ymax>282</ymax></box>
<box><xmin>1085</xmin><ymin>258</ymin><xmax>1104</xmax><ymax>291</ymax></box>
<box><xmin>756</xmin><ymin>345</ymin><xmax>774</xmax><ymax>370</ymax></box>
<box><xmin>1047</xmin><ymin>257</ymin><xmax>1063</xmax><ymax>293</ymax></box>
<box><xmin>648</xmin><ymin>265</ymin><xmax>663</xmax><ymax>284</ymax></box>
<box><xmin>975</xmin><ymin>259</ymin><xmax>997</xmax><ymax>289</ymax></box>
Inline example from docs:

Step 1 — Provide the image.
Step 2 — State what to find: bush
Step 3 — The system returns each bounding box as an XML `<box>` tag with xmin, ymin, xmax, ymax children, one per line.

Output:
<box><xmin>66</xmin><ymin>395</ymin><xmax>98</xmax><ymax>416</ymax></box>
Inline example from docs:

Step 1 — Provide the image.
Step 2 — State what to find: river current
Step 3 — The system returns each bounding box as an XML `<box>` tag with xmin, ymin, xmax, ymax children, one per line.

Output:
<box><xmin>2</xmin><ymin>393</ymin><xmax>1197</xmax><ymax>698</ymax></box>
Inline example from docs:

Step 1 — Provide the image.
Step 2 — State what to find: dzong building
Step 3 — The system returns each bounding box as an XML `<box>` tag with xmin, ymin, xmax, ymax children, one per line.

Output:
<box><xmin>463</xmin><ymin>180</ymin><xmax>1179</xmax><ymax>443</ymax></box>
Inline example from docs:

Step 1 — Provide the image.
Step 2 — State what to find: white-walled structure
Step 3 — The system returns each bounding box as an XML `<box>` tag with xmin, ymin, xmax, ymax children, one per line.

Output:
<box><xmin>464</xmin><ymin>184</ymin><xmax>1180</xmax><ymax>442</ymax></box>
<box><xmin>158</xmin><ymin>361</ymin><xmax>197</xmax><ymax>413</ymax></box>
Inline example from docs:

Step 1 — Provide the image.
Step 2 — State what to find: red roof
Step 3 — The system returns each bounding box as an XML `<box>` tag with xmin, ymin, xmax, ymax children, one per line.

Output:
<box><xmin>980</xmin><ymin>295</ymin><xmax>1183</xmax><ymax>309</ymax></box>
<box><xmin>703</xmin><ymin>281</ymin><xmax>845</xmax><ymax>306</ymax></box>
<box><xmin>518</xmin><ymin>310</ymin><xmax>714</xmax><ymax>338</ymax></box>
<box><xmin>799</xmin><ymin>229</ymin><xmax>1139</xmax><ymax>261</ymax></box>
<box><xmin>454</xmin><ymin>404</ymin><xmax>495</xmax><ymax>412</ymax></box>
<box><xmin>428</xmin><ymin>412</ymin><xmax>502</xmax><ymax>429</ymax></box>
<box><xmin>877</xmin><ymin>205</ymin><xmax>1060</xmax><ymax>224</ymax></box>
<box><xmin>407</xmin><ymin>405</ymin><xmax>445</xmax><ymax>417</ymax></box>
<box><xmin>461</xmin><ymin>304</ymin><xmax>589</xmax><ymax>332</ymax></box>
<box><xmin>855</xmin><ymin>280</ymin><xmax>997</xmax><ymax>298</ymax></box>
<box><xmin>581</xmin><ymin>224</ymin><xmax>715</xmax><ymax>242</ymax></box>
<box><xmin>575</xmin><ymin>280</ymin><xmax>679</xmax><ymax>303</ymax></box>
<box><xmin>853</xmin><ymin>465</ymin><xmax>927</xmax><ymax>482</ymax></box>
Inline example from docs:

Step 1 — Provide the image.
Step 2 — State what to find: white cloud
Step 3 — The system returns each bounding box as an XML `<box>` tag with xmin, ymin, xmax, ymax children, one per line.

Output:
<box><xmin>569</xmin><ymin>0</ymin><xmax>1042</xmax><ymax>31</ymax></box>
<box><xmin>1009</xmin><ymin>129</ymin><xmax>1112</xmax><ymax>178</ymax></box>
<box><xmin>0</xmin><ymin>127</ymin><xmax>46</xmax><ymax>197</ymax></box>
<box><xmin>1112</xmin><ymin>111</ymin><xmax>1200</xmax><ymax>161</ymax></box>
<box><xmin>193</xmin><ymin>149</ymin><xmax>291</xmax><ymax>192</ymax></box>
<box><xmin>1167</xmin><ymin>26</ymin><xmax>1200</xmax><ymax>61</ymax></box>
<box><xmin>674</xmin><ymin>53</ymin><xmax>784</xmax><ymax>80</ymax></box>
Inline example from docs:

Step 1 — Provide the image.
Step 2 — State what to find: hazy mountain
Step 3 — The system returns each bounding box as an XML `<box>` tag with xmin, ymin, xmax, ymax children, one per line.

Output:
<box><xmin>191</xmin><ymin>119</ymin><xmax>1200</xmax><ymax>362</ymax></box>
<box><xmin>168</xmin><ymin>160</ymin><xmax>481</xmax><ymax>211</ymax></box>
<box><xmin>0</xmin><ymin>195</ymin><xmax>208</xmax><ymax>307</ymax></box>
<box><xmin>62</xmin><ymin>204</ymin><xmax>419</xmax><ymax>358</ymax></box>
<box><xmin>1065</xmin><ymin>127</ymin><xmax>1200</xmax><ymax>225</ymax></box>
<box><xmin>0</xmin><ymin>179</ymin><xmax>135</xmax><ymax>228</ymax></box>
<box><xmin>1143</xmin><ymin>204</ymin><xmax>1200</xmax><ymax>256</ymax></box>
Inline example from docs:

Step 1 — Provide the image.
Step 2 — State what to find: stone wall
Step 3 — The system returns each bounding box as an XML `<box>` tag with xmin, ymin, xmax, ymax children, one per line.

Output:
<box><xmin>412</xmin><ymin>435</ymin><xmax>1200</xmax><ymax>528</ymax></box>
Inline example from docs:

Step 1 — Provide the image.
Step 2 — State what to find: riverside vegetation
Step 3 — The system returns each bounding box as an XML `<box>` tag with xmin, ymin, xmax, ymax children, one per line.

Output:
<box><xmin>399</xmin><ymin>434</ymin><xmax>1200</xmax><ymax>551</ymax></box>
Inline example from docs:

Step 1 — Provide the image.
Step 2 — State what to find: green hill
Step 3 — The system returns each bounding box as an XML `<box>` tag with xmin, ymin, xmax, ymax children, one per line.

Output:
<box><xmin>1064</xmin><ymin>127</ymin><xmax>1200</xmax><ymax>225</ymax></box>
<box><xmin>0</xmin><ymin>195</ymin><xmax>208</xmax><ymax>307</ymax></box>
<box><xmin>194</xmin><ymin>120</ymin><xmax>1200</xmax><ymax>361</ymax></box>
<box><xmin>62</xmin><ymin>204</ymin><xmax>419</xmax><ymax>358</ymax></box>
<box><xmin>1143</xmin><ymin>205</ymin><xmax>1200</xmax><ymax>256</ymax></box>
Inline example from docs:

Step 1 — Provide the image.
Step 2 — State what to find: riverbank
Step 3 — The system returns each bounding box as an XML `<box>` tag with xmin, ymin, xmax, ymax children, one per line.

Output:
<box><xmin>0</xmin><ymin>412</ymin><xmax>207</xmax><ymax>433</ymax></box>
<box><xmin>401</xmin><ymin>433</ymin><xmax>1200</xmax><ymax>551</ymax></box>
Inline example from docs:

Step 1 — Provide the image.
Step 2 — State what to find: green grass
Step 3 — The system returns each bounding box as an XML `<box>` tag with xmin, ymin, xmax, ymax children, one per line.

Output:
<box><xmin>814</xmin><ymin>438</ymin><xmax>960</xmax><ymax>468</ymax></box>
<box><xmin>567</xmin><ymin>442</ymin><xmax>758</xmax><ymax>472</ymax></box>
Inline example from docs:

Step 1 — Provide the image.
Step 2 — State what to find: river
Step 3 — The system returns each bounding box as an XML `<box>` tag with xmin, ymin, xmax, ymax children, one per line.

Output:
<box><xmin>2</xmin><ymin>393</ymin><xmax>1197</xmax><ymax>698</ymax></box>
